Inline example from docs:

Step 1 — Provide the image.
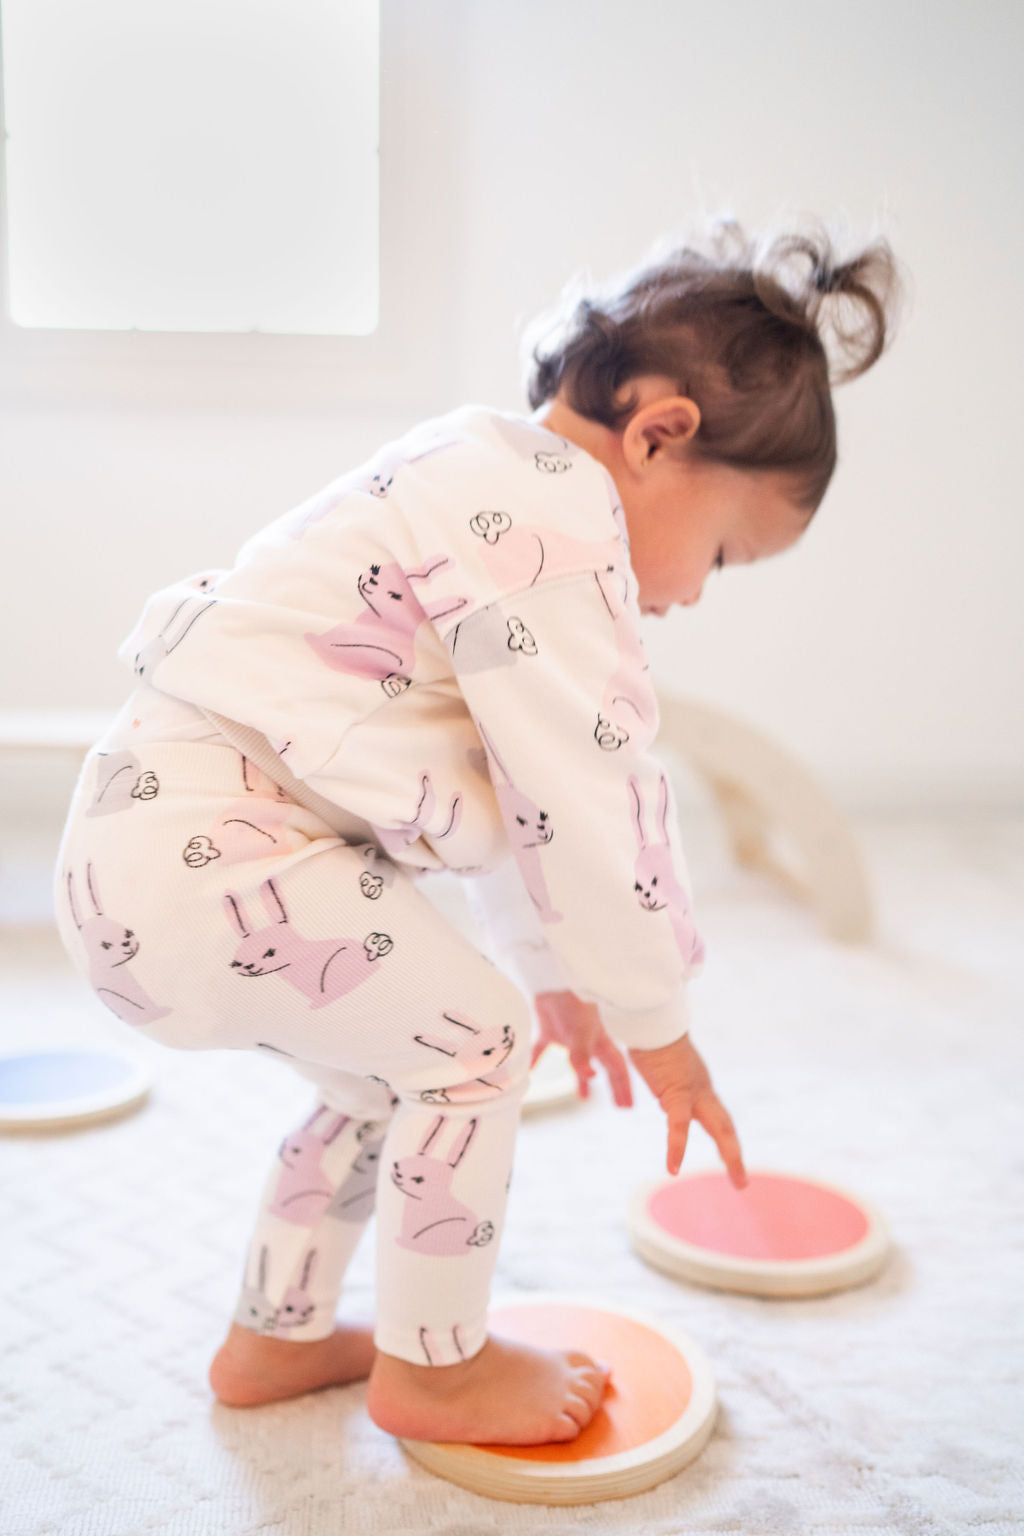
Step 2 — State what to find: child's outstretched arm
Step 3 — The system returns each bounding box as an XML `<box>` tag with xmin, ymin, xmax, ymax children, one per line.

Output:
<box><xmin>534</xmin><ymin>989</ymin><xmax>747</xmax><ymax>1188</ymax></box>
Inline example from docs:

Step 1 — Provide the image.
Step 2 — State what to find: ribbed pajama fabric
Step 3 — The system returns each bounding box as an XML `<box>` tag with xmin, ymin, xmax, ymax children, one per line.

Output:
<box><xmin>55</xmin><ymin>739</ymin><xmax>531</xmax><ymax>1367</ymax></box>
<box><xmin>55</xmin><ymin>405</ymin><xmax>707</xmax><ymax>1367</ymax></box>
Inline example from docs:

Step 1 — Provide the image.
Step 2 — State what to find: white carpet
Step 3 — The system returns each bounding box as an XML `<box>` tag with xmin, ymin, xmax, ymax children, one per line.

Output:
<box><xmin>2</xmin><ymin>812</ymin><xmax>1022</xmax><ymax>1535</ymax></box>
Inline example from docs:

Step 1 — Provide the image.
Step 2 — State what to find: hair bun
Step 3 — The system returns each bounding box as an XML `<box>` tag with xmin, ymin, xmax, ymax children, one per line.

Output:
<box><xmin>523</xmin><ymin>212</ymin><xmax>904</xmax><ymax>510</ymax></box>
<box><xmin>756</xmin><ymin>225</ymin><xmax>903</xmax><ymax>384</ymax></box>
<box><xmin>813</xmin><ymin>263</ymin><xmax>844</xmax><ymax>295</ymax></box>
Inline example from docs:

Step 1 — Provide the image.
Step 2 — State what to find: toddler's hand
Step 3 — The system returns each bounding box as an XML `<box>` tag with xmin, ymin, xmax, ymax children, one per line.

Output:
<box><xmin>532</xmin><ymin>991</ymin><xmax>633</xmax><ymax>1108</ymax></box>
<box><xmin>628</xmin><ymin>1035</ymin><xmax>748</xmax><ymax>1188</ymax></box>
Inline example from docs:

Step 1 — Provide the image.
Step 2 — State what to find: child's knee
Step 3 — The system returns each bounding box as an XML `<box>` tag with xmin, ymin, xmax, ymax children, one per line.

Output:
<box><xmin>408</xmin><ymin>973</ymin><xmax>532</xmax><ymax>1107</ymax></box>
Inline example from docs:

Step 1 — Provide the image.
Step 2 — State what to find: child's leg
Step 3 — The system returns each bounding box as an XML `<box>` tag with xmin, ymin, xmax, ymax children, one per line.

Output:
<box><xmin>372</xmin><ymin>1082</ymin><xmax>524</xmax><ymax>1368</ymax></box>
<box><xmin>211</xmin><ymin>1067</ymin><xmax>392</xmax><ymax>1406</ymax></box>
<box><xmin>352</xmin><ymin>939</ymin><xmax>608</xmax><ymax>1445</ymax></box>
<box><xmin>56</xmin><ymin>742</ymin><xmax>608</xmax><ymax>1437</ymax></box>
<box><xmin>232</xmin><ymin>1070</ymin><xmax>394</xmax><ymax>1342</ymax></box>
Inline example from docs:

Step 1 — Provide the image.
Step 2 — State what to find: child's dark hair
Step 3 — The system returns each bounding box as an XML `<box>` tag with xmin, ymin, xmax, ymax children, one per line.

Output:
<box><xmin>525</xmin><ymin>219</ymin><xmax>902</xmax><ymax>512</ymax></box>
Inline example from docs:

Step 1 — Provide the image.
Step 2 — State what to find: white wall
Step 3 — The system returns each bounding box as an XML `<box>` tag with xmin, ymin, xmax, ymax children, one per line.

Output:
<box><xmin>2</xmin><ymin>0</ymin><xmax>1022</xmax><ymax>809</ymax></box>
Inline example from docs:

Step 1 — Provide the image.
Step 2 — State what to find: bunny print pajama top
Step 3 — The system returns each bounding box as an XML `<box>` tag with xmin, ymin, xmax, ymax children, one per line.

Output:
<box><xmin>55</xmin><ymin>407</ymin><xmax>705</xmax><ymax>1367</ymax></box>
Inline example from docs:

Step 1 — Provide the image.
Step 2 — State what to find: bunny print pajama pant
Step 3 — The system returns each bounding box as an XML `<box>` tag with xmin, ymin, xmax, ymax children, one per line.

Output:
<box><xmin>56</xmin><ymin>738</ymin><xmax>532</xmax><ymax>1368</ymax></box>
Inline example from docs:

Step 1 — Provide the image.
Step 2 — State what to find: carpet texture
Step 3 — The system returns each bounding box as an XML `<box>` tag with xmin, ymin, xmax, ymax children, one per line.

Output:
<box><xmin>2</xmin><ymin>813</ymin><xmax>1022</xmax><ymax>1535</ymax></box>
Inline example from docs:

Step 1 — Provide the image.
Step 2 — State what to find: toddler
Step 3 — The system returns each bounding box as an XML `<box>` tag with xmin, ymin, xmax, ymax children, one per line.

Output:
<box><xmin>55</xmin><ymin>220</ymin><xmax>898</xmax><ymax>1447</ymax></box>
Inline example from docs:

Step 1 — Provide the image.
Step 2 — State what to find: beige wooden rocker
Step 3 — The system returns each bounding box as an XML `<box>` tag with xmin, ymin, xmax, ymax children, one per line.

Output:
<box><xmin>655</xmin><ymin>696</ymin><xmax>873</xmax><ymax>944</ymax></box>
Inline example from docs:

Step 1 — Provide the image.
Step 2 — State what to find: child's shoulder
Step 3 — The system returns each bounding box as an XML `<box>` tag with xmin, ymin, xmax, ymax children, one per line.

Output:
<box><xmin>270</xmin><ymin>405</ymin><xmax>599</xmax><ymax>539</ymax></box>
<box><xmin>441</xmin><ymin>404</ymin><xmax>593</xmax><ymax>481</ymax></box>
<box><xmin>401</xmin><ymin>404</ymin><xmax>617</xmax><ymax>525</ymax></box>
<box><xmin>235</xmin><ymin>404</ymin><xmax>627</xmax><ymax>628</ymax></box>
<box><xmin>277</xmin><ymin>404</ymin><xmax>618</xmax><ymax>547</ymax></box>
<box><xmin>385</xmin><ymin>407</ymin><xmax>631</xmax><ymax>626</ymax></box>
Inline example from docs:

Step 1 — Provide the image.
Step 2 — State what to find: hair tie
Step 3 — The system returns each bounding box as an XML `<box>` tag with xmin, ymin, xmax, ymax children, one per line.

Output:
<box><xmin>814</xmin><ymin>265</ymin><xmax>843</xmax><ymax>295</ymax></box>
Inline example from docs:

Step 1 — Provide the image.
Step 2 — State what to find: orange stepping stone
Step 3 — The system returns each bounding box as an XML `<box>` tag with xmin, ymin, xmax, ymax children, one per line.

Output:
<box><xmin>399</xmin><ymin>1296</ymin><xmax>716</xmax><ymax>1504</ymax></box>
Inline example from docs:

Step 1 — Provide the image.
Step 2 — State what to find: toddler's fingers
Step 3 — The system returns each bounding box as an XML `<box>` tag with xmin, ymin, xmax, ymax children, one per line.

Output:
<box><xmin>666</xmin><ymin>1110</ymin><xmax>691</xmax><ymax>1177</ymax></box>
<box><xmin>594</xmin><ymin>1038</ymin><xmax>633</xmax><ymax>1108</ymax></box>
<box><xmin>569</xmin><ymin>1049</ymin><xmax>594</xmax><ymax>1099</ymax></box>
<box><xmin>697</xmin><ymin>1094</ymin><xmax>747</xmax><ymax>1188</ymax></box>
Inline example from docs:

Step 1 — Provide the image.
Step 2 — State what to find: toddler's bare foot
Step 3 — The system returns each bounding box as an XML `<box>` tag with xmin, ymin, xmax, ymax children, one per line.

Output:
<box><xmin>367</xmin><ymin>1334</ymin><xmax>610</xmax><ymax>1445</ymax></box>
<box><xmin>209</xmin><ymin>1320</ymin><xmax>376</xmax><ymax>1406</ymax></box>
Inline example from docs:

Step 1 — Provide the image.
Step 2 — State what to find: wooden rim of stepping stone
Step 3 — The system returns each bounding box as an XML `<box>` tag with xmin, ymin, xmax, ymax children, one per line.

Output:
<box><xmin>630</xmin><ymin>1168</ymin><xmax>890</xmax><ymax>1298</ymax></box>
<box><xmin>0</xmin><ymin>1046</ymin><xmax>152</xmax><ymax>1131</ymax></box>
<box><xmin>399</xmin><ymin>1294</ymin><xmax>717</xmax><ymax>1505</ymax></box>
<box><xmin>523</xmin><ymin>1045</ymin><xmax>579</xmax><ymax>1114</ymax></box>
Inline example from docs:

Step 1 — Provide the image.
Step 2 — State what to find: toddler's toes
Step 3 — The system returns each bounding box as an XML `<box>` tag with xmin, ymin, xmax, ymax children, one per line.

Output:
<box><xmin>568</xmin><ymin>1354</ymin><xmax>608</xmax><ymax>1411</ymax></box>
<box><xmin>565</xmin><ymin>1390</ymin><xmax>597</xmax><ymax>1427</ymax></box>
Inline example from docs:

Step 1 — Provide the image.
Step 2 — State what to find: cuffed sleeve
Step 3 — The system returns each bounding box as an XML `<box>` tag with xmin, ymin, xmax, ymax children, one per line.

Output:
<box><xmin>599</xmin><ymin>991</ymin><xmax>692</xmax><ymax>1051</ymax></box>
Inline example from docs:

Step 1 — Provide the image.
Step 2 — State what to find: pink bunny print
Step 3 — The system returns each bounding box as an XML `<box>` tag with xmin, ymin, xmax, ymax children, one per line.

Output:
<box><xmin>304</xmin><ymin>557</ymin><xmax>468</xmax><ymax>690</ymax></box>
<box><xmin>275</xmin><ymin>1248</ymin><xmax>319</xmax><ymax>1330</ymax></box>
<box><xmin>326</xmin><ymin>1122</ymin><xmax>386</xmax><ymax>1223</ymax></box>
<box><xmin>489</xmin><ymin>417</ymin><xmax>580</xmax><ymax>474</ymax></box>
<box><xmin>235</xmin><ymin>1245</ymin><xmax>278</xmax><ymax>1332</ymax></box>
<box><xmin>283</xmin><ymin>463</ymin><xmax>402</xmax><ymax>543</ymax></box>
<box><xmin>269</xmin><ymin>1106</ymin><xmax>352</xmax><ymax>1225</ymax></box>
<box><xmin>222</xmin><ymin>879</ymin><xmax>393</xmax><ymax>1007</ymax></box>
<box><xmin>468</xmin><ymin>510</ymin><xmax>513</xmax><ymax>545</ymax></box>
<box><xmin>593</xmin><ymin>569</ymin><xmax>658</xmax><ymax>753</ymax></box>
<box><xmin>183</xmin><ymin>755</ymin><xmax>308</xmax><ymax>868</ymax></box>
<box><xmin>85</xmin><ymin>751</ymin><xmax>160</xmax><ymax>817</ymax></box>
<box><xmin>66</xmin><ymin>863</ymin><xmax>172</xmax><ymax>1026</ymax></box>
<box><xmin>391</xmin><ymin>1116</ymin><xmax>495</xmax><ymax>1255</ymax></box>
<box><xmin>371</xmin><ymin>772</ymin><xmax>463</xmax><ymax>858</ymax></box>
<box><xmin>628</xmin><ymin>774</ymin><xmax>705</xmax><ymax>968</ymax></box>
<box><xmin>133</xmin><ymin>593</ymin><xmax>217</xmax><ymax>681</ymax></box>
<box><xmin>475</xmin><ymin>719</ymin><xmax>562</xmax><ymax>924</ymax></box>
<box><xmin>418</xmin><ymin>1324</ymin><xmax>468</xmax><ymax>1365</ymax></box>
<box><xmin>413</xmin><ymin>1011</ymin><xmax>516</xmax><ymax>1093</ymax></box>
<box><xmin>357</xmin><ymin>842</ymin><xmax>397</xmax><ymax>900</ymax></box>
<box><xmin>472</xmin><ymin>518</ymin><xmax>624</xmax><ymax>593</ymax></box>
<box><xmin>284</xmin><ymin>425</ymin><xmax>460</xmax><ymax>539</ymax></box>
<box><xmin>446</xmin><ymin>607</ymin><xmax>541</xmax><ymax>675</ymax></box>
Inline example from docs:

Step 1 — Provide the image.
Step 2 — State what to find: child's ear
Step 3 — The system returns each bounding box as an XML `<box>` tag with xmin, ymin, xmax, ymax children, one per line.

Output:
<box><xmin>621</xmin><ymin>395</ymin><xmax>701</xmax><ymax>472</ymax></box>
